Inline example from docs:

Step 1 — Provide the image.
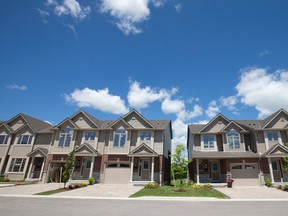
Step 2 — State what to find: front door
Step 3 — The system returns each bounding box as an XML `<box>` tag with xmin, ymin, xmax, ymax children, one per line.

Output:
<box><xmin>139</xmin><ymin>159</ymin><xmax>150</xmax><ymax>180</ymax></box>
<box><xmin>210</xmin><ymin>161</ymin><xmax>220</xmax><ymax>182</ymax></box>
<box><xmin>80</xmin><ymin>158</ymin><xmax>91</xmax><ymax>179</ymax></box>
<box><xmin>272</xmin><ymin>160</ymin><xmax>282</xmax><ymax>182</ymax></box>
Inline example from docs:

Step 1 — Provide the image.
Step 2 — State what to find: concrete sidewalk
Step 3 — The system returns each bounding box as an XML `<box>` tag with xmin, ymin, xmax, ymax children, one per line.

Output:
<box><xmin>216</xmin><ymin>186</ymin><xmax>288</xmax><ymax>199</ymax></box>
<box><xmin>0</xmin><ymin>183</ymin><xmax>61</xmax><ymax>195</ymax></box>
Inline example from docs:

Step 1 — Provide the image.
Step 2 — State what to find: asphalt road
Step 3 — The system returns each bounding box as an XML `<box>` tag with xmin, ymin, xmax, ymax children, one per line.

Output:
<box><xmin>0</xmin><ymin>197</ymin><xmax>287</xmax><ymax>216</ymax></box>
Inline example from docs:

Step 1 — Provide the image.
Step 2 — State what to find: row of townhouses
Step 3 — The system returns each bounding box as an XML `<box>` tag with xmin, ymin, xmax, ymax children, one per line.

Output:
<box><xmin>187</xmin><ymin>108</ymin><xmax>288</xmax><ymax>186</ymax></box>
<box><xmin>0</xmin><ymin>110</ymin><xmax>172</xmax><ymax>185</ymax></box>
<box><xmin>1</xmin><ymin>108</ymin><xmax>288</xmax><ymax>186</ymax></box>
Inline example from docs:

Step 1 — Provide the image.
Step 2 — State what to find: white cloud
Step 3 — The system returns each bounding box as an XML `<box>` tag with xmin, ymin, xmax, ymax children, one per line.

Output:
<box><xmin>259</xmin><ymin>50</ymin><xmax>271</xmax><ymax>58</ymax></box>
<box><xmin>220</xmin><ymin>96</ymin><xmax>238</xmax><ymax>114</ymax></box>
<box><xmin>64</xmin><ymin>23</ymin><xmax>77</xmax><ymax>35</ymax></box>
<box><xmin>174</xmin><ymin>3</ymin><xmax>182</xmax><ymax>13</ymax></box>
<box><xmin>6</xmin><ymin>84</ymin><xmax>27</xmax><ymax>91</ymax></box>
<box><xmin>161</xmin><ymin>97</ymin><xmax>185</xmax><ymax>114</ymax></box>
<box><xmin>38</xmin><ymin>8</ymin><xmax>49</xmax><ymax>17</ymax></box>
<box><xmin>236</xmin><ymin>67</ymin><xmax>288</xmax><ymax>118</ymax></box>
<box><xmin>99</xmin><ymin>0</ymin><xmax>165</xmax><ymax>35</ymax></box>
<box><xmin>127</xmin><ymin>81</ymin><xmax>172</xmax><ymax>108</ymax></box>
<box><xmin>65</xmin><ymin>87</ymin><xmax>128</xmax><ymax>115</ymax></box>
<box><xmin>44</xmin><ymin>120</ymin><xmax>53</xmax><ymax>125</ymax></box>
<box><xmin>47</xmin><ymin>0</ymin><xmax>91</xmax><ymax>20</ymax></box>
<box><xmin>205</xmin><ymin>100</ymin><xmax>220</xmax><ymax>119</ymax></box>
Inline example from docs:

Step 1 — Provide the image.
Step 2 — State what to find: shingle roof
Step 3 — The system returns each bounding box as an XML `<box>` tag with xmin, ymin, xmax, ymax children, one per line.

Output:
<box><xmin>191</xmin><ymin>151</ymin><xmax>260</xmax><ymax>159</ymax></box>
<box><xmin>188</xmin><ymin>125</ymin><xmax>206</xmax><ymax>134</ymax></box>
<box><xmin>149</xmin><ymin>120</ymin><xmax>171</xmax><ymax>130</ymax></box>
<box><xmin>21</xmin><ymin>114</ymin><xmax>52</xmax><ymax>132</ymax></box>
<box><xmin>80</xmin><ymin>110</ymin><xmax>102</xmax><ymax>128</ymax></box>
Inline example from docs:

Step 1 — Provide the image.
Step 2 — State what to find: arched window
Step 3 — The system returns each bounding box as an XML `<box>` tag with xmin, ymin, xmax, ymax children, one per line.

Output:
<box><xmin>227</xmin><ymin>129</ymin><xmax>240</xmax><ymax>149</ymax></box>
<box><xmin>59</xmin><ymin>128</ymin><xmax>73</xmax><ymax>147</ymax></box>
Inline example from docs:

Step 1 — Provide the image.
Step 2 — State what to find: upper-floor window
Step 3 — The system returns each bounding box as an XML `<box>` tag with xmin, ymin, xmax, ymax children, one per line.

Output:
<box><xmin>84</xmin><ymin>132</ymin><xmax>96</xmax><ymax>141</ymax></box>
<box><xmin>0</xmin><ymin>135</ymin><xmax>9</xmax><ymax>144</ymax></box>
<box><xmin>267</xmin><ymin>131</ymin><xmax>279</xmax><ymax>141</ymax></box>
<box><xmin>203</xmin><ymin>135</ymin><xmax>215</xmax><ymax>149</ymax></box>
<box><xmin>8</xmin><ymin>158</ymin><xmax>26</xmax><ymax>172</ymax></box>
<box><xmin>113</xmin><ymin>129</ymin><xmax>126</xmax><ymax>147</ymax></box>
<box><xmin>59</xmin><ymin>128</ymin><xmax>72</xmax><ymax>147</ymax></box>
<box><xmin>17</xmin><ymin>135</ymin><xmax>33</xmax><ymax>144</ymax></box>
<box><xmin>140</xmin><ymin>132</ymin><xmax>151</xmax><ymax>141</ymax></box>
<box><xmin>227</xmin><ymin>129</ymin><xmax>240</xmax><ymax>149</ymax></box>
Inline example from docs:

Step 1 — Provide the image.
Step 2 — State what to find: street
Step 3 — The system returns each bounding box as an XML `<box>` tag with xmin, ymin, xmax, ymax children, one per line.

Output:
<box><xmin>0</xmin><ymin>197</ymin><xmax>287</xmax><ymax>216</ymax></box>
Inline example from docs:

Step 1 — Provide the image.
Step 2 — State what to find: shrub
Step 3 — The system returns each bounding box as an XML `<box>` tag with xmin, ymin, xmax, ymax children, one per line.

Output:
<box><xmin>0</xmin><ymin>177</ymin><xmax>10</xmax><ymax>182</ymax></box>
<box><xmin>265</xmin><ymin>178</ymin><xmax>272</xmax><ymax>187</ymax></box>
<box><xmin>88</xmin><ymin>177</ymin><xmax>95</xmax><ymax>185</ymax></box>
<box><xmin>144</xmin><ymin>182</ymin><xmax>160</xmax><ymax>189</ymax></box>
<box><xmin>190</xmin><ymin>184</ymin><xmax>212</xmax><ymax>190</ymax></box>
<box><xmin>74</xmin><ymin>183</ymin><xmax>81</xmax><ymax>188</ymax></box>
<box><xmin>282</xmin><ymin>185</ymin><xmax>288</xmax><ymax>192</ymax></box>
<box><xmin>277</xmin><ymin>185</ymin><xmax>283</xmax><ymax>190</ymax></box>
<box><xmin>81</xmin><ymin>182</ymin><xmax>88</xmax><ymax>187</ymax></box>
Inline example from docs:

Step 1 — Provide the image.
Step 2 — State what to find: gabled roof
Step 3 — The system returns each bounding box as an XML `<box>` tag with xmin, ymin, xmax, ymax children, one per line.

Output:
<box><xmin>188</xmin><ymin>124</ymin><xmax>206</xmax><ymax>134</ymax></box>
<box><xmin>198</xmin><ymin>113</ymin><xmax>230</xmax><ymax>133</ymax></box>
<box><xmin>128</xmin><ymin>143</ymin><xmax>158</xmax><ymax>157</ymax></box>
<box><xmin>123</xmin><ymin>109</ymin><xmax>155</xmax><ymax>129</ymax></box>
<box><xmin>54</xmin><ymin>118</ymin><xmax>79</xmax><ymax>129</ymax></box>
<box><xmin>262</xmin><ymin>108</ymin><xmax>288</xmax><ymax>129</ymax></box>
<box><xmin>0</xmin><ymin>123</ymin><xmax>14</xmax><ymax>133</ymax></box>
<box><xmin>220</xmin><ymin>121</ymin><xmax>247</xmax><ymax>132</ymax></box>
<box><xmin>262</xmin><ymin>143</ymin><xmax>288</xmax><ymax>157</ymax></box>
<box><xmin>108</xmin><ymin>118</ymin><xmax>133</xmax><ymax>129</ymax></box>
<box><xmin>27</xmin><ymin>147</ymin><xmax>48</xmax><ymax>157</ymax></box>
<box><xmin>14</xmin><ymin>123</ymin><xmax>36</xmax><ymax>134</ymax></box>
<box><xmin>234</xmin><ymin>120</ymin><xmax>262</xmax><ymax>130</ymax></box>
<box><xmin>74</xmin><ymin>143</ymin><xmax>101</xmax><ymax>156</ymax></box>
<box><xmin>70</xmin><ymin>110</ymin><xmax>102</xmax><ymax>128</ymax></box>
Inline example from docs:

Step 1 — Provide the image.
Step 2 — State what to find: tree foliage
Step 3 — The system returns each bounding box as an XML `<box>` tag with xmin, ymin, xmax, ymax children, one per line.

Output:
<box><xmin>283</xmin><ymin>157</ymin><xmax>288</xmax><ymax>173</ymax></box>
<box><xmin>63</xmin><ymin>150</ymin><xmax>75</xmax><ymax>187</ymax></box>
<box><xmin>171</xmin><ymin>144</ymin><xmax>189</xmax><ymax>180</ymax></box>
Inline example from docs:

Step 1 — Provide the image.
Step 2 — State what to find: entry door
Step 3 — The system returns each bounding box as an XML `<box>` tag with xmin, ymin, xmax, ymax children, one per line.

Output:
<box><xmin>272</xmin><ymin>160</ymin><xmax>282</xmax><ymax>182</ymax></box>
<box><xmin>140</xmin><ymin>159</ymin><xmax>150</xmax><ymax>180</ymax></box>
<box><xmin>210</xmin><ymin>161</ymin><xmax>220</xmax><ymax>182</ymax></box>
<box><xmin>80</xmin><ymin>158</ymin><xmax>91</xmax><ymax>178</ymax></box>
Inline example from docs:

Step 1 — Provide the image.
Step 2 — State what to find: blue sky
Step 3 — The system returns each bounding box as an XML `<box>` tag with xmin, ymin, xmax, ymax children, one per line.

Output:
<box><xmin>1</xmin><ymin>0</ymin><xmax>288</xmax><ymax>146</ymax></box>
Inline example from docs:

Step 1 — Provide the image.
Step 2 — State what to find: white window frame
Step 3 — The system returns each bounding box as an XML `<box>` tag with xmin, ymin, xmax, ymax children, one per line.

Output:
<box><xmin>8</xmin><ymin>158</ymin><xmax>26</xmax><ymax>173</ymax></box>
<box><xmin>201</xmin><ymin>135</ymin><xmax>217</xmax><ymax>151</ymax></box>
<box><xmin>16</xmin><ymin>135</ymin><xmax>33</xmax><ymax>145</ymax></box>
<box><xmin>84</xmin><ymin>131</ymin><xmax>96</xmax><ymax>141</ymax></box>
<box><xmin>139</xmin><ymin>131</ymin><xmax>152</xmax><ymax>142</ymax></box>
<box><xmin>58</xmin><ymin>128</ymin><xmax>73</xmax><ymax>147</ymax></box>
<box><xmin>227</xmin><ymin>129</ymin><xmax>240</xmax><ymax>149</ymax></box>
<box><xmin>113</xmin><ymin>129</ymin><xmax>126</xmax><ymax>148</ymax></box>
<box><xmin>0</xmin><ymin>135</ymin><xmax>9</xmax><ymax>144</ymax></box>
<box><xmin>266</xmin><ymin>131</ymin><xmax>280</xmax><ymax>142</ymax></box>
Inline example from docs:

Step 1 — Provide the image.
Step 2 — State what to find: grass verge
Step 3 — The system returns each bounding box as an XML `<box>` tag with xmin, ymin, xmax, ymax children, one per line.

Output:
<box><xmin>34</xmin><ymin>188</ymin><xmax>67</xmax><ymax>196</ymax></box>
<box><xmin>130</xmin><ymin>186</ymin><xmax>229</xmax><ymax>199</ymax></box>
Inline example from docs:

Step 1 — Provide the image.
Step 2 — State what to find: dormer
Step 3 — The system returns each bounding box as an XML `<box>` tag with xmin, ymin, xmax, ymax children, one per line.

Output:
<box><xmin>199</xmin><ymin>114</ymin><xmax>230</xmax><ymax>133</ymax></box>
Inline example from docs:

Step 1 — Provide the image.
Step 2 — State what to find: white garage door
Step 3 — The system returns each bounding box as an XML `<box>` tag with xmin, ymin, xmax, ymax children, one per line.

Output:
<box><xmin>231</xmin><ymin>163</ymin><xmax>259</xmax><ymax>186</ymax></box>
<box><xmin>104</xmin><ymin>163</ymin><xmax>131</xmax><ymax>184</ymax></box>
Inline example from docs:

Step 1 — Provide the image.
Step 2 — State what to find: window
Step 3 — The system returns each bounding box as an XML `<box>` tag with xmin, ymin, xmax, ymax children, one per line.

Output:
<box><xmin>140</xmin><ymin>132</ymin><xmax>151</xmax><ymax>141</ymax></box>
<box><xmin>0</xmin><ymin>135</ymin><xmax>9</xmax><ymax>144</ymax></box>
<box><xmin>267</xmin><ymin>131</ymin><xmax>279</xmax><ymax>141</ymax></box>
<box><xmin>86</xmin><ymin>160</ymin><xmax>92</xmax><ymax>169</ymax></box>
<box><xmin>84</xmin><ymin>132</ymin><xmax>96</xmax><ymax>141</ymax></box>
<box><xmin>227</xmin><ymin>129</ymin><xmax>240</xmax><ymax>149</ymax></box>
<box><xmin>143</xmin><ymin>160</ymin><xmax>149</xmax><ymax>170</ymax></box>
<box><xmin>272</xmin><ymin>161</ymin><xmax>278</xmax><ymax>170</ymax></box>
<box><xmin>8</xmin><ymin>158</ymin><xmax>26</xmax><ymax>172</ymax></box>
<box><xmin>59</xmin><ymin>128</ymin><xmax>72</xmax><ymax>147</ymax></box>
<box><xmin>17</xmin><ymin>135</ymin><xmax>33</xmax><ymax>144</ymax></box>
<box><xmin>203</xmin><ymin>135</ymin><xmax>215</xmax><ymax>149</ymax></box>
<box><xmin>232</xmin><ymin>165</ymin><xmax>242</xmax><ymax>170</ymax></box>
<box><xmin>245</xmin><ymin>165</ymin><xmax>256</xmax><ymax>170</ymax></box>
<box><xmin>113</xmin><ymin>129</ymin><xmax>126</xmax><ymax>147</ymax></box>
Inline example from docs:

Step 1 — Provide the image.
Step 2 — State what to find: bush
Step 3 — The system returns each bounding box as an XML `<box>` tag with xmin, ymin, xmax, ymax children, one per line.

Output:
<box><xmin>190</xmin><ymin>184</ymin><xmax>212</xmax><ymax>190</ymax></box>
<box><xmin>88</xmin><ymin>177</ymin><xmax>95</xmax><ymax>185</ymax></box>
<box><xmin>0</xmin><ymin>177</ymin><xmax>10</xmax><ymax>182</ymax></box>
<box><xmin>144</xmin><ymin>182</ymin><xmax>160</xmax><ymax>189</ymax></box>
<box><xmin>81</xmin><ymin>182</ymin><xmax>88</xmax><ymax>187</ymax></box>
<box><xmin>282</xmin><ymin>185</ymin><xmax>288</xmax><ymax>192</ymax></box>
<box><xmin>277</xmin><ymin>185</ymin><xmax>283</xmax><ymax>190</ymax></box>
<box><xmin>265</xmin><ymin>178</ymin><xmax>272</xmax><ymax>187</ymax></box>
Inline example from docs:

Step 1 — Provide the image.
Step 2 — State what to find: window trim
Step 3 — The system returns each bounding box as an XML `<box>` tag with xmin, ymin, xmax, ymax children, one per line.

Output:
<box><xmin>227</xmin><ymin>129</ymin><xmax>240</xmax><ymax>149</ymax></box>
<box><xmin>0</xmin><ymin>135</ymin><xmax>9</xmax><ymax>144</ymax></box>
<box><xmin>8</xmin><ymin>158</ymin><xmax>27</xmax><ymax>173</ymax></box>
<box><xmin>84</xmin><ymin>131</ymin><xmax>96</xmax><ymax>141</ymax></box>
<box><xmin>113</xmin><ymin>129</ymin><xmax>126</xmax><ymax>148</ymax></box>
<box><xmin>16</xmin><ymin>135</ymin><xmax>33</xmax><ymax>145</ymax></box>
<box><xmin>58</xmin><ymin>128</ymin><xmax>73</xmax><ymax>147</ymax></box>
<box><xmin>139</xmin><ymin>131</ymin><xmax>152</xmax><ymax>142</ymax></box>
<box><xmin>201</xmin><ymin>134</ymin><xmax>216</xmax><ymax>150</ymax></box>
<box><xmin>266</xmin><ymin>131</ymin><xmax>279</xmax><ymax>142</ymax></box>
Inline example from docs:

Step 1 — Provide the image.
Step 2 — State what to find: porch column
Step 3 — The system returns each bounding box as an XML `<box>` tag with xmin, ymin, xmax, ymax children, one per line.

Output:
<box><xmin>151</xmin><ymin>157</ymin><xmax>154</xmax><ymax>182</ymax></box>
<box><xmin>27</xmin><ymin>157</ymin><xmax>35</xmax><ymax>179</ymax></box>
<box><xmin>89</xmin><ymin>156</ymin><xmax>95</xmax><ymax>179</ymax></box>
<box><xmin>39</xmin><ymin>158</ymin><xmax>45</xmax><ymax>180</ymax></box>
<box><xmin>196</xmin><ymin>159</ymin><xmax>200</xmax><ymax>184</ymax></box>
<box><xmin>130</xmin><ymin>157</ymin><xmax>134</xmax><ymax>182</ymax></box>
<box><xmin>268</xmin><ymin>158</ymin><xmax>275</xmax><ymax>183</ymax></box>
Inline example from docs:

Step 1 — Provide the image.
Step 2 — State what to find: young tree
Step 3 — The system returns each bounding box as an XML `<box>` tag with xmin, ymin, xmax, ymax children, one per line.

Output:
<box><xmin>171</xmin><ymin>144</ymin><xmax>189</xmax><ymax>187</ymax></box>
<box><xmin>283</xmin><ymin>157</ymin><xmax>288</xmax><ymax>173</ymax></box>
<box><xmin>63</xmin><ymin>150</ymin><xmax>75</xmax><ymax>188</ymax></box>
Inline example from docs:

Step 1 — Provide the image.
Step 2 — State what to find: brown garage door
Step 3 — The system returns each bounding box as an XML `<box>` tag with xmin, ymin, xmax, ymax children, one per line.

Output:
<box><xmin>231</xmin><ymin>163</ymin><xmax>259</xmax><ymax>186</ymax></box>
<box><xmin>104</xmin><ymin>163</ymin><xmax>131</xmax><ymax>184</ymax></box>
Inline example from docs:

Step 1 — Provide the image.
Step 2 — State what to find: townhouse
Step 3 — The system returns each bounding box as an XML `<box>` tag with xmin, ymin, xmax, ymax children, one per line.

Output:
<box><xmin>187</xmin><ymin>109</ymin><xmax>288</xmax><ymax>186</ymax></box>
<box><xmin>0</xmin><ymin>110</ymin><xmax>172</xmax><ymax>185</ymax></box>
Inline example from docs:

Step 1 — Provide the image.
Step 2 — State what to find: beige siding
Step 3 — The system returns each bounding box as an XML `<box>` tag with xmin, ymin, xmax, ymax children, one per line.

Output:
<box><xmin>34</xmin><ymin>134</ymin><xmax>52</xmax><ymax>145</ymax></box>
<box><xmin>0</xmin><ymin>146</ymin><xmax>9</xmax><ymax>157</ymax></box>
<box><xmin>72</xmin><ymin>114</ymin><xmax>96</xmax><ymax>129</ymax></box>
<box><xmin>9</xmin><ymin>116</ymin><xmax>25</xmax><ymax>131</ymax></box>
<box><xmin>124</xmin><ymin>113</ymin><xmax>152</xmax><ymax>128</ymax></box>
<box><xmin>223</xmin><ymin>126</ymin><xmax>245</xmax><ymax>152</ymax></box>
<box><xmin>193</xmin><ymin>135</ymin><xmax>201</xmax><ymax>151</ymax></box>
<box><xmin>52</xmin><ymin>129</ymin><xmax>77</xmax><ymax>154</ymax></box>
<box><xmin>267</xmin><ymin>112</ymin><xmax>288</xmax><ymax>129</ymax></box>
<box><xmin>10</xmin><ymin>145</ymin><xmax>33</xmax><ymax>157</ymax></box>
<box><xmin>97</xmin><ymin>131</ymin><xmax>106</xmax><ymax>154</ymax></box>
<box><xmin>201</xmin><ymin>116</ymin><xmax>229</xmax><ymax>133</ymax></box>
<box><xmin>154</xmin><ymin>131</ymin><xmax>164</xmax><ymax>155</ymax></box>
<box><xmin>281</xmin><ymin>131</ymin><xmax>288</xmax><ymax>145</ymax></box>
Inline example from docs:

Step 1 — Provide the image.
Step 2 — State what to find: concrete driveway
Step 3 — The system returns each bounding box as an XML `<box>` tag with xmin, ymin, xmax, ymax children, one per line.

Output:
<box><xmin>0</xmin><ymin>183</ymin><xmax>61</xmax><ymax>195</ymax></box>
<box><xmin>216</xmin><ymin>186</ymin><xmax>288</xmax><ymax>199</ymax></box>
<box><xmin>51</xmin><ymin>184</ymin><xmax>143</xmax><ymax>198</ymax></box>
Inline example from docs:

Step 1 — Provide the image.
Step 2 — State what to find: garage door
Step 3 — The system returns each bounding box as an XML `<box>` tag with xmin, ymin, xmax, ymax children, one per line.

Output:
<box><xmin>104</xmin><ymin>163</ymin><xmax>131</xmax><ymax>184</ymax></box>
<box><xmin>231</xmin><ymin>163</ymin><xmax>259</xmax><ymax>186</ymax></box>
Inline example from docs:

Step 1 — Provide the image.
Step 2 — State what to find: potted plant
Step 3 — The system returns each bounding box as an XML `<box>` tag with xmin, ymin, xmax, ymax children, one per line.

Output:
<box><xmin>226</xmin><ymin>178</ymin><xmax>234</xmax><ymax>188</ymax></box>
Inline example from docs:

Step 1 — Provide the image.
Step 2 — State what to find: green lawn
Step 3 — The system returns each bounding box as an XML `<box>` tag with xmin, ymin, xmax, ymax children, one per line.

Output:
<box><xmin>130</xmin><ymin>186</ymin><xmax>229</xmax><ymax>199</ymax></box>
<box><xmin>34</xmin><ymin>188</ymin><xmax>67</xmax><ymax>196</ymax></box>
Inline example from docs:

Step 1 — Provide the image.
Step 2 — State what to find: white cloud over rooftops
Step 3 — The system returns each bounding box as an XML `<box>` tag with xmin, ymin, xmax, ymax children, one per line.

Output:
<box><xmin>65</xmin><ymin>87</ymin><xmax>129</xmax><ymax>115</ymax></box>
<box><xmin>236</xmin><ymin>67</ymin><xmax>288</xmax><ymax>118</ymax></box>
<box><xmin>6</xmin><ymin>84</ymin><xmax>27</xmax><ymax>91</ymax></box>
